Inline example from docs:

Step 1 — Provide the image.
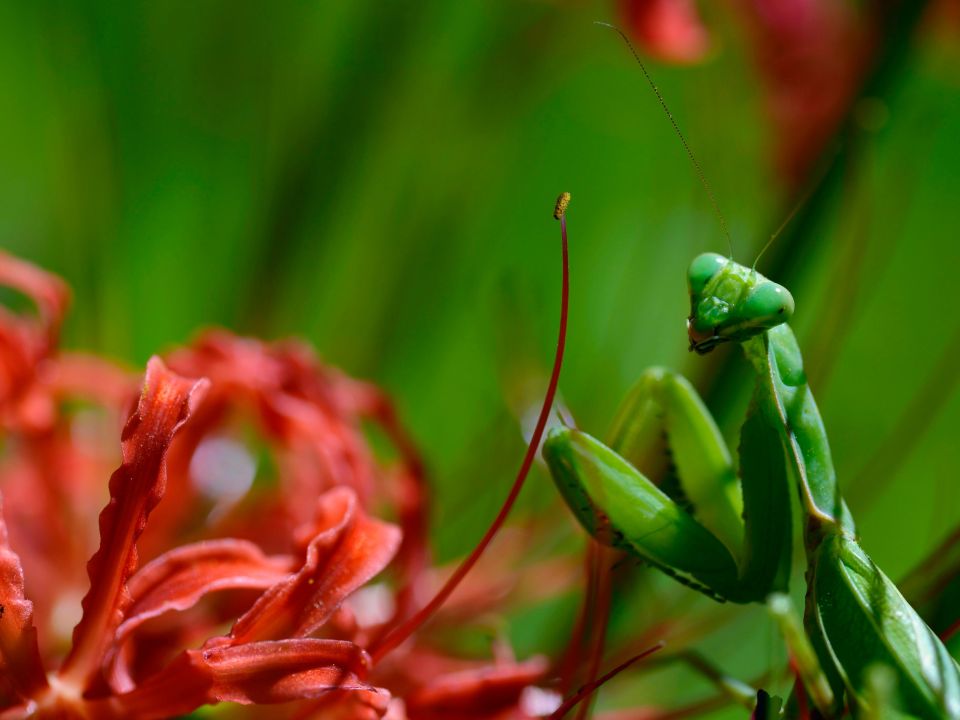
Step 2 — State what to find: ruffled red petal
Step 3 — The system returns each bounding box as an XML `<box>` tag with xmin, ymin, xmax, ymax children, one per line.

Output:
<box><xmin>0</xmin><ymin>494</ymin><xmax>48</xmax><ymax>701</ymax></box>
<box><xmin>404</xmin><ymin>657</ymin><xmax>548</xmax><ymax>718</ymax></box>
<box><xmin>228</xmin><ymin>486</ymin><xmax>401</xmax><ymax>644</ymax></box>
<box><xmin>106</xmin><ymin>539</ymin><xmax>295</xmax><ymax>691</ymax></box>
<box><xmin>46</xmin><ymin>353</ymin><xmax>137</xmax><ymax>409</ymax></box>
<box><xmin>94</xmin><ymin>639</ymin><xmax>387</xmax><ymax>719</ymax></box>
<box><xmin>60</xmin><ymin>358</ymin><xmax>208</xmax><ymax>690</ymax></box>
<box><xmin>0</xmin><ymin>251</ymin><xmax>71</xmax><ymax>430</ymax></box>
<box><xmin>0</xmin><ymin>251</ymin><xmax>69</xmax><ymax>347</ymax></box>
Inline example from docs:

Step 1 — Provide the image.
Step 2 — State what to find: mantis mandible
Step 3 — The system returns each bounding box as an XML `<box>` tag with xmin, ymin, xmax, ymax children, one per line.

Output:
<box><xmin>542</xmin><ymin>27</ymin><xmax>960</xmax><ymax>719</ymax></box>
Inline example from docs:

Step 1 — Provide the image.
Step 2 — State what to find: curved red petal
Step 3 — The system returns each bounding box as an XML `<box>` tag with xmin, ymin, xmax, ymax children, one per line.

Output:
<box><xmin>95</xmin><ymin>639</ymin><xmax>388</xmax><ymax>719</ymax></box>
<box><xmin>60</xmin><ymin>358</ymin><xmax>209</xmax><ymax>690</ymax></box>
<box><xmin>228</xmin><ymin>486</ymin><xmax>401</xmax><ymax>645</ymax></box>
<box><xmin>0</xmin><ymin>251</ymin><xmax>70</xmax><ymax>345</ymax></box>
<box><xmin>148</xmin><ymin>330</ymin><xmax>387</xmax><ymax>557</ymax></box>
<box><xmin>340</xmin><ymin>379</ymin><xmax>429</xmax><ymax>621</ymax></box>
<box><xmin>0</xmin><ymin>252</ymin><xmax>71</xmax><ymax>430</ymax></box>
<box><xmin>105</xmin><ymin>539</ymin><xmax>295</xmax><ymax>691</ymax></box>
<box><xmin>0</xmin><ymin>494</ymin><xmax>48</xmax><ymax>701</ymax></box>
<box><xmin>404</xmin><ymin>657</ymin><xmax>548</xmax><ymax>717</ymax></box>
<box><xmin>46</xmin><ymin>353</ymin><xmax>137</xmax><ymax>409</ymax></box>
<box><xmin>201</xmin><ymin>639</ymin><xmax>383</xmax><ymax>705</ymax></box>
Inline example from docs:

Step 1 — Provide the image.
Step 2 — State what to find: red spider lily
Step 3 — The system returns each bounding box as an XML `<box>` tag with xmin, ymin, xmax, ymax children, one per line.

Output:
<box><xmin>130</xmin><ymin>329</ymin><xmax>430</xmax><ymax>634</ymax></box>
<box><xmin>157</xmin><ymin>330</ymin><xmax>427</xmax><ymax>580</ymax></box>
<box><xmin>0</xmin><ymin>356</ymin><xmax>407</xmax><ymax>718</ymax></box>
<box><xmin>0</xmin><ymin>250</ymin><xmax>564</xmax><ymax>719</ymax></box>
<box><xmin>0</xmin><ymin>203</ymin><xmax>678</xmax><ymax>719</ymax></box>
<box><xmin>146</xmin><ymin>335</ymin><xmax>558</xmax><ymax>719</ymax></box>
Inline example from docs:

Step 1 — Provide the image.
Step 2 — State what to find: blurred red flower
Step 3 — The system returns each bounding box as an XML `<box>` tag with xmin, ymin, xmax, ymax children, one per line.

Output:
<box><xmin>617</xmin><ymin>0</ymin><xmax>870</xmax><ymax>187</ymax></box>
<box><xmin>0</xmin><ymin>251</ymin><xmax>553</xmax><ymax>719</ymax></box>
<box><xmin>619</xmin><ymin>0</ymin><xmax>711</xmax><ymax>63</ymax></box>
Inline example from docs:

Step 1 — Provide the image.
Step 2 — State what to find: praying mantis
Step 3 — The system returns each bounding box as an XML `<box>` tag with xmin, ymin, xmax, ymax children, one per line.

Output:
<box><xmin>540</xmin><ymin>27</ymin><xmax>960</xmax><ymax>719</ymax></box>
<box><xmin>543</xmin><ymin>251</ymin><xmax>960</xmax><ymax>717</ymax></box>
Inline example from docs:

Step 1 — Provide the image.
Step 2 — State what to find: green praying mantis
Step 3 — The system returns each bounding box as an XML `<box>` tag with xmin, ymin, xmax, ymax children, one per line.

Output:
<box><xmin>535</xmin><ymin>27</ymin><xmax>959</xmax><ymax>716</ymax></box>
<box><xmin>543</xmin><ymin>249</ymin><xmax>960</xmax><ymax>717</ymax></box>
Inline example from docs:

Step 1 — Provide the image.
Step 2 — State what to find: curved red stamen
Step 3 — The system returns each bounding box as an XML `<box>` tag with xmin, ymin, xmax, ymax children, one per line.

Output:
<box><xmin>368</xmin><ymin>200</ymin><xmax>571</xmax><ymax>665</ymax></box>
<box><xmin>575</xmin><ymin>544</ymin><xmax>617</xmax><ymax>720</ymax></box>
<box><xmin>941</xmin><ymin>617</ymin><xmax>960</xmax><ymax>643</ymax></box>
<box><xmin>548</xmin><ymin>643</ymin><xmax>664</xmax><ymax>719</ymax></box>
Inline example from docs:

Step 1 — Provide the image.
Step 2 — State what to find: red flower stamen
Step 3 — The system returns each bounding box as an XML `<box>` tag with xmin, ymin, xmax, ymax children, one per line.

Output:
<box><xmin>368</xmin><ymin>194</ymin><xmax>571</xmax><ymax>664</ymax></box>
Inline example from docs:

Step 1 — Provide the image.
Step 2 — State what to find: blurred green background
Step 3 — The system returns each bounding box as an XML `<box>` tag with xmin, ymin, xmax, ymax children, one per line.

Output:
<box><xmin>2</xmin><ymin>1</ymin><xmax>959</xmax><ymax>715</ymax></box>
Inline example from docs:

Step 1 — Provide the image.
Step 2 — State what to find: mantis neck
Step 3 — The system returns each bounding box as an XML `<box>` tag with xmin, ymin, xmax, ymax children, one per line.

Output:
<box><xmin>741</xmin><ymin>325</ymin><xmax>855</xmax><ymax>548</ymax></box>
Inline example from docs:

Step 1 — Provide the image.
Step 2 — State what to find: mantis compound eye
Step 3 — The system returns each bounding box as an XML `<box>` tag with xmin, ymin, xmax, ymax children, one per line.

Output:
<box><xmin>687</xmin><ymin>252</ymin><xmax>727</xmax><ymax>295</ymax></box>
<box><xmin>740</xmin><ymin>281</ymin><xmax>794</xmax><ymax>329</ymax></box>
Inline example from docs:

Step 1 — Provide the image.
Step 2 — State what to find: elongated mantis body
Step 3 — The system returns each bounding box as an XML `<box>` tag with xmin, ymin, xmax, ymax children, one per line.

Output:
<box><xmin>543</xmin><ymin>252</ymin><xmax>960</xmax><ymax>717</ymax></box>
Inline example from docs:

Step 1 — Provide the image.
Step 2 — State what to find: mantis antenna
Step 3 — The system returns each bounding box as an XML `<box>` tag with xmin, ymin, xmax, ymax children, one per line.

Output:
<box><xmin>751</xmin><ymin>204</ymin><xmax>795</xmax><ymax>270</ymax></box>
<box><xmin>596</xmin><ymin>22</ymin><xmax>734</xmax><ymax>259</ymax></box>
<box><xmin>751</xmin><ymin>183</ymin><xmax>813</xmax><ymax>270</ymax></box>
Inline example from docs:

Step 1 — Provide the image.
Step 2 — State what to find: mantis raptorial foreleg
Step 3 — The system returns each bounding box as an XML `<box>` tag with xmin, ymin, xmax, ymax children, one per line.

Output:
<box><xmin>550</xmin><ymin>427</ymin><xmax>737</xmax><ymax>602</ymax></box>
<box><xmin>549</xmin><ymin>365</ymin><xmax>791</xmax><ymax>605</ymax></box>
<box><xmin>607</xmin><ymin>369</ymin><xmax>743</xmax><ymax>555</ymax></box>
<box><xmin>543</xmin><ymin>253</ymin><xmax>960</xmax><ymax>718</ymax></box>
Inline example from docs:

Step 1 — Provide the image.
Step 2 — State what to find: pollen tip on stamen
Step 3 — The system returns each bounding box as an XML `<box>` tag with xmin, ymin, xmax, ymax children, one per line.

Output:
<box><xmin>554</xmin><ymin>192</ymin><xmax>571</xmax><ymax>220</ymax></box>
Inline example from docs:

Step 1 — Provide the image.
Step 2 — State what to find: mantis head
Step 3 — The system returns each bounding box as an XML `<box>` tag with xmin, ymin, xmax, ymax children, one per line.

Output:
<box><xmin>686</xmin><ymin>252</ymin><xmax>794</xmax><ymax>354</ymax></box>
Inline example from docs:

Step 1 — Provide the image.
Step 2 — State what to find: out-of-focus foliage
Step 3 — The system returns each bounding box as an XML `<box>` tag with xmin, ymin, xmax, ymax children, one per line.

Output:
<box><xmin>1</xmin><ymin>1</ymin><xmax>958</xmax><ymax>716</ymax></box>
